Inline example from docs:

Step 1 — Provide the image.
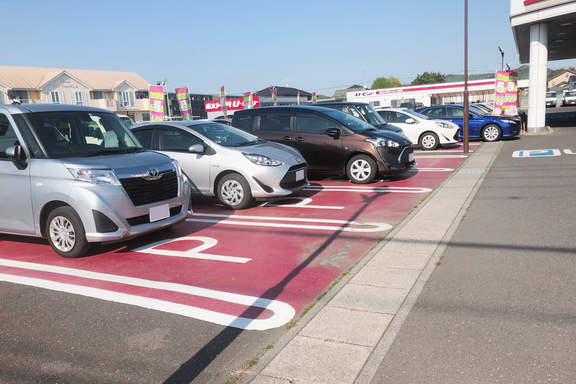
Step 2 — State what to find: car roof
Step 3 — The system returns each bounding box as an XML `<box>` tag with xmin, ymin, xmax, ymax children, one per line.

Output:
<box><xmin>233</xmin><ymin>105</ymin><xmax>343</xmax><ymax>114</ymax></box>
<box><xmin>0</xmin><ymin>103</ymin><xmax>113</xmax><ymax>114</ymax></box>
<box><xmin>311</xmin><ymin>101</ymin><xmax>369</xmax><ymax>106</ymax></box>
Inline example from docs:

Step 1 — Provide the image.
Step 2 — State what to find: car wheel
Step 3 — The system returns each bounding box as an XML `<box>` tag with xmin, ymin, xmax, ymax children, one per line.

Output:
<box><xmin>346</xmin><ymin>154</ymin><xmax>377</xmax><ymax>184</ymax></box>
<box><xmin>46</xmin><ymin>206</ymin><xmax>91</xmax><ymax>258</ymax></box>
<box><xmin>217</xmin><ymin>174</ymin><xmax>253</xmax><ymax>210</ymax></box>
<box><xmin>481</xmin><ymin>124</ymin><xmax>501</xmax><ymax>142</ymax></box>
<box><xmin>419</xmin><ymin>132</ymin><xmax>440</xmax><ymax>150</ymax></box>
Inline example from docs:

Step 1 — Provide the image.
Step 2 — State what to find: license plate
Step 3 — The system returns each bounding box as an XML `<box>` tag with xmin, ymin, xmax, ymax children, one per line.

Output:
<box><xmin>295</xmin><ymin>169</ymin><xmax>305</xmax><ymax>181</ymax></box>
<box><xmin>150</xmin><ymin>204</ymin><xmax>170</xmax><ymax>222</ymax></box>
<box><xmin>409</xmin><ymin>152</ymin><xmax>414</xmax><ymax>162</ymax></box>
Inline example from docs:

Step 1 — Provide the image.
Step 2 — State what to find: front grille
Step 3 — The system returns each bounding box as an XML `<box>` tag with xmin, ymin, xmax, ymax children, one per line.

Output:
<box><xmin>120</xmin><ymin>170</ymin><xmax>178</xmax><ymax>206</ymax></box>
<box><xmin>399</xmin><ymin>145</ymin><xmax>414</xmax><ymax>164</ymax></box>
<box><xmin>280</xmin><ymin>164</ymin><xmax>308</xmax><ymax>190</ymax></box>
<box><xmin>126</xmin><ymin>205</ymin><xmax>183</xmax><ymax>226</ymax></box>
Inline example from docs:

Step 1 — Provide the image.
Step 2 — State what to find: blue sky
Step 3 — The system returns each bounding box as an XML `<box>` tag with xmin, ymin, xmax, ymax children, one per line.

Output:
<box><xmin>1</xmin><ymin>0</ymin><xmax>575</xmax><ymax>96</ymax></box>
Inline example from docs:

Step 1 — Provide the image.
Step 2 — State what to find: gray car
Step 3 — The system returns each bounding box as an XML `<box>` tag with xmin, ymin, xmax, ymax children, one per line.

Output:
<box><xmin>130</xmin><ymin>121</ymin><xmax>308</xmax><ymax>210</ymax></box>
<box><xmin>0</xmin><ymin>104</ymin><xmax>190</xmax><ymax>258</ymax></box>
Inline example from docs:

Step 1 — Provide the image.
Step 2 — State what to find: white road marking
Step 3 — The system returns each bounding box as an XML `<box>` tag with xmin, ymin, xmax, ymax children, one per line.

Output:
<box><xmin>187</xmin><ymin>214</ymin><xmax>392</xmax><ymax>232</ymax></box>
<box><xmin>0</xmin><ymin>259</ymin><xmax>295</xmax><ymax>331</ymax></box>
<box><xmin>132</xmin><ymin>236</ymin><xmax>250</xmax><ymax>263</ymax></box>
<box><xmin>262</xmin><ymin>197</ymin><xmax>344</xmax><ymax>209</ymax></box>
<box><xmin>414</xmin><ymin>154</ymin><xmax>468</xmax><ymax>158</ymax></box>
<box><xmin>409</xmin><ymin>168</ymin><xmax>454</xmax><ymax>172</ymax></box>
<box><xmin>304</xmin><ymin>185</ymin><xmax>432</xmax><ymax>194</ymax></box>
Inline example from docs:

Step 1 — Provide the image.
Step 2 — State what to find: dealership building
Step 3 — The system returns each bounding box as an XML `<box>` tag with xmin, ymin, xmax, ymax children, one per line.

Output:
<box><xmin>511</xmin><ymin>0</ymin><xmax>576</xmax><ymax>133</ymax></box>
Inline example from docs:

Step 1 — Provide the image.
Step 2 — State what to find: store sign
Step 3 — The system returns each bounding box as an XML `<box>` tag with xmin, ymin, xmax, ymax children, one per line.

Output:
<box><xmin>204</xmin><ymin>96</ymin><xmax>260</xmax><ymax>112</ymax></box>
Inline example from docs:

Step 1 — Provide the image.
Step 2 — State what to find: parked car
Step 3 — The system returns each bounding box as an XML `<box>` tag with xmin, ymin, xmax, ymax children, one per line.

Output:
<box><xmin>475</xmin><ymin>102</ymin><xmax>527</xmax><ymax>130</ymax></box>
<box><xmin>546</xmin><ymin>92</ymin><xmax>557</xmax><ymax>107</ymax></box>
<box><xmin>0</xmin><ymin>104</ymin><xmax>190</xmax><ymax>258</ymax></box>
<box><xmin>376</xmin><ymin>108</ymin><xmax>460</xmax><ymax>150</ymax></box>
<box><xmin>130</xmin><ymin>121</ymin><xmax>308</xmax><ymax>210</ymax></box>
<box><xmin>309</xmin><ymin>101</ymin><xmax>405</xmax><ymax>135</ymax></box>
<box><xmin>116</xmin><ymin>114</ymin><xmax>135</xmax><ymax>127</ymax></box>
<box><xmin>415</xmin><ymin>104</ymin><xmax>521</xmax><ymax>142</ymax></box>
<box><xmin>231</xmin><ymin>106</ymin><xmax>415</xmax><ymax>184</ymax></box>
<box><xmin>562</xmin><ymin>91</ymin><xmax>576</xmax><ymax>106</ymax></box>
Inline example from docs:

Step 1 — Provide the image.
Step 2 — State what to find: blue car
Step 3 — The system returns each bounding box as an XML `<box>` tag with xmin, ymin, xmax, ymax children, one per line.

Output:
<box><xmin>415</xmin><ymin>104</ymin><xmax>521</xmax><ymax>142</ymax></box>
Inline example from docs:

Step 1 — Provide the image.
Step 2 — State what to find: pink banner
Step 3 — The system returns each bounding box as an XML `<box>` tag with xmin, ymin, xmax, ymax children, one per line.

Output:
<box><xmin>220</xmin><ymin>86</ymin><xmax>227</xmax><ymax>119</ymax></box>
<box><xmin>493</xmin><ymin>71</ymin><xmax>518</xmax><ymax>117</ymax></box>
<box><xmin>243</xmin><ymin>91</ymin><xmax>253</xmax><ymax>109</ymax></box>
<box><xmin>148</xmin><ymin>85</ymin><xmax>164</xmax><ymax>122</ymax></box>
<box><xmin>271</xmin><ymin>88</ymin><xmax>277</xmax><ymax>106</ymax></box>
<box><xmin>312</xmin><ymin>92</ymin><xmax>317</xmax><ymax>104</ymax></box>
<box><xmin>175</xmin><ymin>87</ymin><xmax>192</xmax><ymax>120</ymax></box>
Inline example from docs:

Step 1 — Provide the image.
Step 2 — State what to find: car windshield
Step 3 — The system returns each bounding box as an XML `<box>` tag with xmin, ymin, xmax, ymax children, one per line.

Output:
<box><xmin>468</xmin><ymin>105</ymin><xmax>488</xmax><ymax>115</ymax></box>
<box><xmin>546</xmin><ymin>92</ymin><xmax>556</xmax><ymax>98</ymax></box>
<box><xmin>324</xmin><ymin>110</ymin><xmax>375</xmax><ymax>133</ymax></box>
<box><xmin>402</xmin><ymin>109</ymin><xmax>430</xmax><ymax>120</ymax></box>
<box><xmin>566</xmin><ymin>91</ymin><xmax>576</xmax><ymax>97</ymax></box>
<box><xmin>354</xmin><ymin>104</ymin><xmax>388</xmax><ymax>126</ymax></box>
<box><xmin>188</xmin><ymin>122</ymin><xmax>260</xmax><ymax>147</ymax></box>
<box><xmin>26</xmin><ymin>111</ymin><xmax>141</xmax><ymax>158</ymax></box>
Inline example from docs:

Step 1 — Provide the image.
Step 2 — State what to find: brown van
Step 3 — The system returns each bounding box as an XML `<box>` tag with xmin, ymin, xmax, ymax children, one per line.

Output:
<box><xmin>231</xmin><ymin>106</ymin><xmax>415</xmax><ymax>184</ymax></box>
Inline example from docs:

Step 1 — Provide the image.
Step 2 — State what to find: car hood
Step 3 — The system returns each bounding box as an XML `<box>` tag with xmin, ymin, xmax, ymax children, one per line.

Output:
<box><xmin>242</xmin><ymin>140</ymin><xmax>304</xmax><ymax>161</ymax></box>
<box><xmin>61</xmin><ymin>150</ymin><xmax>173</xmax><ymax>169</ymax></box>
<box><xmin>361</xmin><ymin>129</ymin><xmax>413</xmax><ymax>145</ymax></box>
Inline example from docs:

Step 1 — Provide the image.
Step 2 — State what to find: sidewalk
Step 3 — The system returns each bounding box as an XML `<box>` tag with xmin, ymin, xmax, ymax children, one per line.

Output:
<box><xmin>244</xmin><ymin>141</ymin><xmax>503</xmax><ymax>384</ymax></box>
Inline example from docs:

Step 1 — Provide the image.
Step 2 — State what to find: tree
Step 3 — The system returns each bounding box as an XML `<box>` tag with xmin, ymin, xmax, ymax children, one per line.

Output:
<box><xmin>371</xmin><ymin>76</ymin><xmax>401</xmax><ymax>89</ymax></box>
<box><xmin>412</xmin><ymin>71</ymin><xmax>446</xmax><ymax>85</ymax></box>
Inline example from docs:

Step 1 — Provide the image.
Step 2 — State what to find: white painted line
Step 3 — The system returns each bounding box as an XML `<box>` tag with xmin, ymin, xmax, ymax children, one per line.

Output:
<box><xmin>563</xmin><ymin>149</ymin><xmax>575</xmax><ymax>155</ymax></box>
<box><xmin>262</xmin><ymin>197</ymin><xmax>344</xmax><ymax>210</ymax></box>
<box><xmin>0</xmin><ymin>259</ymin><xmax>295</xmax><ymax>330</ymax></box>
<box><xmin>408</xmin><ymin>168</ymin><xmax>454</xmax><ymax>172</ymax></box>
<box><xmin>132</xmin><ymin>236</ymin><xmax>251</xmax><ymax>263</ymax></box>
<box><xmin>187</xmin><ymin>214</ymin><xmax>392</xmax><ymax>233</ymax></box>
<box><xmin>414</xmin><ymin>154</ymin><xmax>468</xmax><ymax>158</ymax></box>
<box><xmin>304</xmin><ymin>186</ymin><xmax>432</xmax><ymax>194</ymax></box>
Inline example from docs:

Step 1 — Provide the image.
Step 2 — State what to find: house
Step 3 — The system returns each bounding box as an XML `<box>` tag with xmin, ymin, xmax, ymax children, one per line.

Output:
<box><xmin>547</xmin><ymin>69</ymin><xmax>576</xmax><ymax>91</ymax></box>
<box><xmin>0</xmin><ymin>66</ymin><xmax>153</xmax><ymax>122</ymax></box>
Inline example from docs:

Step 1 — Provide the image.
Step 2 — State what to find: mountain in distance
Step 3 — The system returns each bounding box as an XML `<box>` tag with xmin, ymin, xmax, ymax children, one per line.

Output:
<box><xmin>445</xmin><ymin>65</ymin><xmax>531</xmax><ymax>82</ymax></box>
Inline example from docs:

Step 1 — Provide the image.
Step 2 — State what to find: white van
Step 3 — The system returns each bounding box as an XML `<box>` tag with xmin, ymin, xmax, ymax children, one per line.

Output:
<box><xmin>0</xmin><ymin>104</ymin><xmax>190</xmax><ymax>258</ymax></box>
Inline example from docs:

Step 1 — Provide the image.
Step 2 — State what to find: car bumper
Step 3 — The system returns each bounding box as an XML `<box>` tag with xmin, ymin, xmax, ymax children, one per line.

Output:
<box><xmin>376</xmin><ymin>144</ymin><xmax>415</xmax><ymax>175</ymax></box>
<box><xmin>248</xmin><ymin>162</ymin><xmax>309</xmax><ymax>198</ymax></box>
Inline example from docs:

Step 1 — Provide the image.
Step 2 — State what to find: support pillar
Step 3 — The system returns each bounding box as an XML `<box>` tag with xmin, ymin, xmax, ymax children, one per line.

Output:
<box><xmin>527</xmin><ymin>23</ymin><xmax>548</xmax><ymax>133</ymax></box>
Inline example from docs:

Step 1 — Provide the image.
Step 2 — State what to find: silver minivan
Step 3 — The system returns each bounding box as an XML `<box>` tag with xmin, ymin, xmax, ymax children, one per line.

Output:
<box><xmin>0</xmin><ymin>104</ymin><xmax>190</xmax><ymax>258</ymax></box>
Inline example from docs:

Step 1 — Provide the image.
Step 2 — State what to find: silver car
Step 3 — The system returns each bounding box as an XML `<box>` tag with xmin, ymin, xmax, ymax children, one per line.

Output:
<box><xmin>130</xmin><ymin>121</ymin><xmax>308</xmax><ymax>209</ymax></box>
<box><xmin>0</xmin><ymin>104</ymin><xmax>190</xmax><ymax>258</ymax></box>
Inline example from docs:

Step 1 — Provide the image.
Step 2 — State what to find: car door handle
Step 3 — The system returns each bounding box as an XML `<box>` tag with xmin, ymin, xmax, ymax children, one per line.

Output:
<box><xmin>282</xmin><ymin>135</ymin><xmax>292</xmax><ymax>140</ymax></box>
<box><xmin>296</xmin><ymin>137</ymin><xmax>305</xmax><ymax>141</ymax></box>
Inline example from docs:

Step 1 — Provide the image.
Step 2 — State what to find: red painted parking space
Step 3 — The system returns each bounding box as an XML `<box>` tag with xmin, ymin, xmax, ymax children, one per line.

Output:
<box><xmin>0</xmin><ymin>153</ymin><xmax>470</xmax><ymax>330</ymax></box>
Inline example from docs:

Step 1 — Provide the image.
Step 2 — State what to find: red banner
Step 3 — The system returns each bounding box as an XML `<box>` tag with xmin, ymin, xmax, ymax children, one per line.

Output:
<box><xmin>204</xmin><ymin>97</ymin><xmax>260</xmax><ymax>112</ymax></box>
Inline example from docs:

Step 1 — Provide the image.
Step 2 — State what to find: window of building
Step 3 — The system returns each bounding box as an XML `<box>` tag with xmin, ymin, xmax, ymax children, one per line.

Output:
<box><xmin>8</xmin><ymin>90</ymin><xmax>28</xmax><ymax>103</ymax></box>
<box><xmin>135</xmin><ymin>91</ymin><xmax>148</xmax><ymax>99</ymax></box>
<box><xmin>50</xmin><ymin>91</ymin><xmax>62</xmax><ymax>104</ymax></box>
<box><xmin>73</xmin><ymin>91</ymin><xmax>85</xmax><ymax>106</ymax></box>
<box><xmin>92</xmin><ymin>91</ymin><xmax>104</xmax><ymax>99</ymax></box>
<box><xmin>120</xmin><ymin>91</ymin><xmax>133</xmax><ymax>107</ymax></box>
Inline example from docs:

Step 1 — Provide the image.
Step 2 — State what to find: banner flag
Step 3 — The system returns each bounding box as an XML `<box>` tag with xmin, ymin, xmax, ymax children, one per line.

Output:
<box><xmin>175</xmin><ymin>87</ymin><xmax>193</xmax><ymax>120</ymax></box>
<box><xmin>220</xmin><ymin>86</ymin><xmax>227</xmax><ymax>119</ymax></box>
<box><xmin>493</xmin><ymin>71</ymin><xmax>518</xmax><ymax>116</ymax></box>
<box><xmin>312</xmin><ymin>92</ymin><xmax>317</xmax><ymax>104</ymax></box>
<box><xmin>149</xmin><ymin>85</ymin><xmax>165</xmax><ymax>122</ymax></box>
<box><xmin>271</xmin><ymin>88</ymin><xmax>277</xmax><ymax>106</ymax></box>
<box><xmin>243</xmin><ymin>91</ymin><xmax>253</xmax><ymax>109</ymax></box>
<box><xmin>297</xmin><ymin>91</ymin><xmax>300</xmax><ymax>105</ymax></box>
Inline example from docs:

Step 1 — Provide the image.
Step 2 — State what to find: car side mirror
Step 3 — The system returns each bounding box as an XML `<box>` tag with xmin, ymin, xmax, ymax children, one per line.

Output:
<box><xmin>325</xmin><ymin>128</ymin><xmax>341</xmax><ymax>139</ymax></box>
<box><xmin>188</xmin><ymin>143</ymin><xmax>206</xmax><ymax>154</ymax></box>
<box><xmin>405</xmin><ymin>118</ymin><xmax>415</xmax><ymax>124</ymax></box>
<box><xmin>6</xmin><ymin>145</ymin><xmax>28</xmax><ymax>170</ymax></box>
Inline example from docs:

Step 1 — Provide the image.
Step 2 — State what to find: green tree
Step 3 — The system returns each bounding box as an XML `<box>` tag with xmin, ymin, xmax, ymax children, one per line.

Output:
<box><xmin>412</xmin><ymin>71</ymin><xmax>446</xmax><ymax>85</ymax></box>
<box><xmin>371</xmin><ymin>76</ymin><xmax>401</xmax><ymax>89</ymax></box>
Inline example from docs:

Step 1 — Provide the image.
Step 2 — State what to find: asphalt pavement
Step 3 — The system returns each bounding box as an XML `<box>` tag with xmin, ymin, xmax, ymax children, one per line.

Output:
<box><xmin>244</xmin><ymin>126</ymin><xmax>576</xmax><ymax>383</ymax></box>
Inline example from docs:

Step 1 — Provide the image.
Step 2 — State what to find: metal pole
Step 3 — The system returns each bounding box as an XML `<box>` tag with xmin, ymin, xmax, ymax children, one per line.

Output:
<box><xmin>463</xmin><ymin>0</ymin><xmax>469</xmax><ymax>154</ymax></box>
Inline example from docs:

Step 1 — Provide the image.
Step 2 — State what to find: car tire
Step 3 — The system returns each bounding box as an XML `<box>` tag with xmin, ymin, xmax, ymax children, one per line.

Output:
<box><xmin>346</xmin><ymin>154</ymin><xmax>377</xmax><ymax>184</ymax></box>
<box><xmin>217</xmin><ymin>173</ymin><xmax>253</xmax><ymax>210</ymax></box>
<box><xmin>481</xmin><ymin>124</ymin><xmax>502</xmax><ymax>142</ymax></box>
<box><xmin>419</xmin><ymin>132</ymin><xmax>440</xmax><ymax>150</ymax></box>
<box><xmin>46</xmin><ymin>206</ymin><xmax>91</xmax><ymax>258</ymax></box>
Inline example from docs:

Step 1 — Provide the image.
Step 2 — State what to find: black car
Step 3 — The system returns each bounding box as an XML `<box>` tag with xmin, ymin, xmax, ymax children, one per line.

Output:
<box><xmin>231</xmin><ymin>106</ymin><xmax>415</xmax><ymax>184</ymax></box>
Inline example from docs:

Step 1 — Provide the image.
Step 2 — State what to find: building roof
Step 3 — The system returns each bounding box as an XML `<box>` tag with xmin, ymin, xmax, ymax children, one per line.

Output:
<box><xmin>0</xmin><ymin>66</ymin><xmax>151</xmax><ymax>90</ymax></box>
<box><xmin>255</xmin><ymin>86</ymin><xmax>312</xmax><ymax>97</ymax></box>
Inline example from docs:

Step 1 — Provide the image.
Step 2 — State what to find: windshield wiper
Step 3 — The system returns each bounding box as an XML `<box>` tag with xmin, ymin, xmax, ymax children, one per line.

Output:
<box><xmin>80</xmin><ymin>147</ymin><xmax>143</xmax><ymax>157</ymax></box>
<box><xmin>364</xmin><ymin>128</ymin><xmax>377</xmax><ymax>132</ymax></box>
<box><xmin>233</xmin><ymin>141</ymin><xmax>259</xmax><ymax>147</ymax></box>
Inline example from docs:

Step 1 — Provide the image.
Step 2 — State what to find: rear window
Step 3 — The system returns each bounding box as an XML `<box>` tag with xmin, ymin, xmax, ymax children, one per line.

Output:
<box><xmin>232</xmin><ymin>114</ymin><xmax>254</xmax><ymax>132</ymax></box>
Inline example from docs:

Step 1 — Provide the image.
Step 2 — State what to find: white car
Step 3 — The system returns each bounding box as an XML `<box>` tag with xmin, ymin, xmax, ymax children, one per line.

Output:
<box><xmin>130</xmin><ymin>121</ymin><xmax>308</xmax><ymax>210</ymax></box>
<box><xmin>376</xmin><ymin>108</ymin><xmax>460</xmax><ymax>150</ymax></box>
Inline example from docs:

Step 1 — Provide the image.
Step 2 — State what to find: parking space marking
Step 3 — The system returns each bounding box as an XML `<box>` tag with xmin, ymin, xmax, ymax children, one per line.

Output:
<box><xmin>303</xmin><ymin>185</ymin><xmax>432</xmax><ymax>194</ymax></box>
<box><xmin>414</xmin><ymin>154</ymin><xmax>468</xmax><ymax>158</ymax></box>
<box><xmin>0</xmin><ymin>259</ymin><xmax>295</xmax><ymax>331</ymax></box>
<box><xmin>262</xmin><ymin>197</ymin><xmax>344</xmax><ymax>210</ymax></box>
<box><xmin>187</xmin><ymin>214</ymin><xmax>392</xmax><ymax>232</ymax></box>
<box><xmin>409</xmin><ymin>168</ymin><xmax>454</xmax><ymax>172</ymax></box>
<box><xmin>132</xmin><ymin>236</ymin><xmax>251</xmax><ymax>263</ymax></box>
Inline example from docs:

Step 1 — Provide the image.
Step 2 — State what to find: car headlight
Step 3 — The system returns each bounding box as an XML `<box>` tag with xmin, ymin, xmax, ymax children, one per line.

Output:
<box><xmin>435</xmin><ymin>121</ymin><xmax>453</xmax><ymax>129</ymax></box>
<box><xmin>68</xmin><ymin>168</ymin><xmax>121</xmax><ymax>185</ymax></box>
<box><xmin>501</xmin><ymin>119</ymin><xmax>518</xmax><ymax>124</ymax></box>
<box><xmin>365</xmin><ymin>137</ymin><xmax>400</xmax><ymax>148</ymax></box>
<box><xmin>243</xmin><ymin>153</ymin><xmax>282</xmax><ymax>166</ymax></box>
